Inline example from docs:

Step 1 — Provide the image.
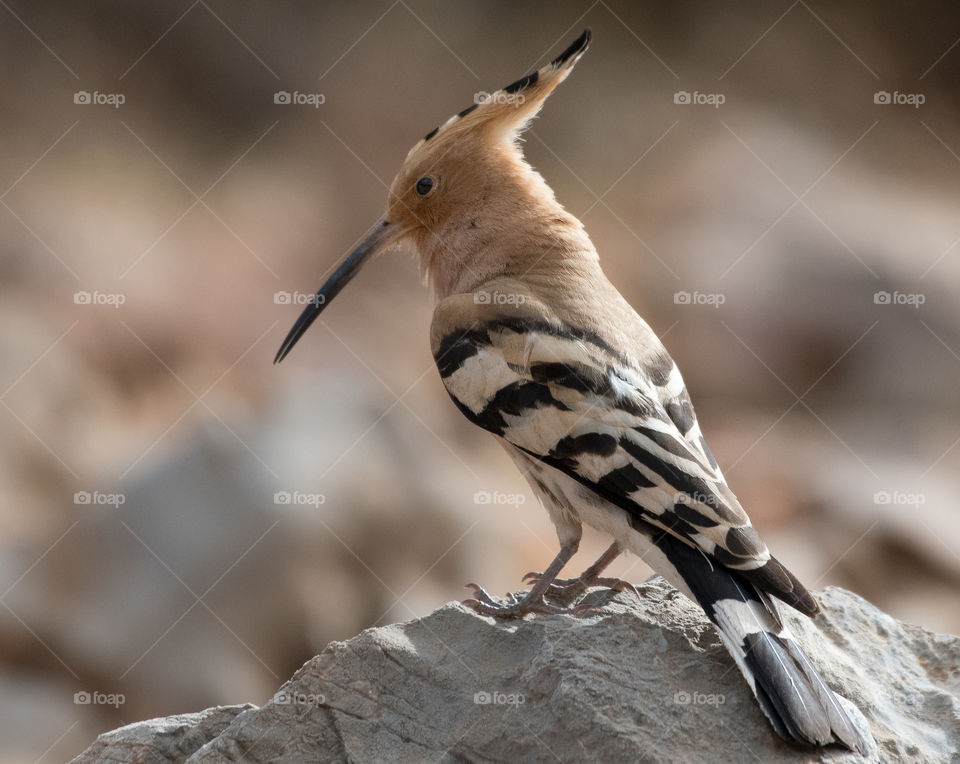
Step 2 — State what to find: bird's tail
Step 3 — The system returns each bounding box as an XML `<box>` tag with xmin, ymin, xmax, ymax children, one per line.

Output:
<box><xmin>653</xmin><ymin>530</ymin><xmax>869</xmax><ymax>754</ymax></box>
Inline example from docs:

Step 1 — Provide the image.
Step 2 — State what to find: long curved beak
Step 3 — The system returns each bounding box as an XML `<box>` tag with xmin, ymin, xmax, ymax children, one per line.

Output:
<box><xmin>274</xmin><ymin>219</ymin><xmax>400</xmax><ymax>363</ymax></box>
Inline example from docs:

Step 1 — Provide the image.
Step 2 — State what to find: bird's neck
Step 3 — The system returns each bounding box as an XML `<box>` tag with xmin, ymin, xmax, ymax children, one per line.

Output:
<box><xmin>420</xmin><ymin>183</ymin><xmax>600</xmax><ymax>300</ymax></box>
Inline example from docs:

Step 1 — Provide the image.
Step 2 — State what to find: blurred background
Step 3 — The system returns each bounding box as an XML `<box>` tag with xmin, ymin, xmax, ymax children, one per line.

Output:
<box><xmin>2</xmin><ymin>1</ymin><xmax>959</xmax><ymax>760</ymax></box>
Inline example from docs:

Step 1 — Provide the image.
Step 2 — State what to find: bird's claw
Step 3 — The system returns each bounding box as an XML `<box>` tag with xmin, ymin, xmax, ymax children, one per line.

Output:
<box><xmin>463</xmin><ymin>583</ymin><xmax>567</xmax><ymax>618</ymax></box>
<box><xmin>464</xmin><ymin>583</ymin><xmax>517</xmax><ymax>608</ymax></box>
<box><xmin>587</xmin><ymin>576</ymin><xmax>642</xmax><ymax>602</ymax></box>
<box><xmin>463</xmin><ymin>566</ymin><xmax>641</xmax><ymax>618</ymax></box>
<box><xmin>520</xmin><ymin>573</ymin><xmax>641</xmax><ymax>608</ymax></box>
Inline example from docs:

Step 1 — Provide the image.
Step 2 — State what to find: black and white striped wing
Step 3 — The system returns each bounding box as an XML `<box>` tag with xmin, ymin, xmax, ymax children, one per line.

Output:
<box><xmin>431</xmin><ymin>292</ymin><xmax>815</xmax><ymax>614</ymax></box>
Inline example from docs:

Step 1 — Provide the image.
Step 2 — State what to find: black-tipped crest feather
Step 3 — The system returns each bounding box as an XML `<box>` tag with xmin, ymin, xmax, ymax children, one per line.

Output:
<box><xmin>420</xmin><ymin>29</ymin><xmax>591</xmax><ymax>145</ymax></box>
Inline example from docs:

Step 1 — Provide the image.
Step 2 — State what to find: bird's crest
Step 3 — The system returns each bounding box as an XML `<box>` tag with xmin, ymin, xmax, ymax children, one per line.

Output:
<box><xmin>406</xmin><ymin>29</ymin><xmax>591</xmax><ymax>159</ymax></box>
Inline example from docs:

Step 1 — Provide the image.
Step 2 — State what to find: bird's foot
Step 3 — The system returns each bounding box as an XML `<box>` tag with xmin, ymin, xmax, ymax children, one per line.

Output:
<box><xmin>522</xmin><ymin>572</ymin><xmax>641</xmax><ymax>608</ymax></box>
<box><xmin>462</xmin><ymin>583</ymin><xmax>568</xmax><ymax>618</ymax></box>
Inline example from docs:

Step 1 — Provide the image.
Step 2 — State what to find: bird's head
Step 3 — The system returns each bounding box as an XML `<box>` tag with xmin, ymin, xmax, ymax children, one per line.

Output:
<box><xmin>275</xmin><ymin>29</ymin><xmax>592</xmax><ymax>363</ymax></box>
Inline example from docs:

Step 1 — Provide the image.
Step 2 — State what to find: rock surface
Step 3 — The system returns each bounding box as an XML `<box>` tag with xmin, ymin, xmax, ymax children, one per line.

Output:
<box><xmin>74</xmin><ymin>705</ymin><xmax>253</xmax><ymax>763</ymax></box>
<box><xmin>73</xmin><ymin>579</ymin><xmax>960</xmax><ymax>763</ymax></box>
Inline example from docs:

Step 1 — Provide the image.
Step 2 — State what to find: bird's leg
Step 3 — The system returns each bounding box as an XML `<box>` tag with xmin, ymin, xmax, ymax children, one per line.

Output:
<box><xmin>464</xmin><ymin>542</ymin><xmax>578</xmax><ymax>618</ymax></box>
<box><xmin>523</xmin><ymin>542</ymin><xmax>640</xmax><ymax>607</ymax></box>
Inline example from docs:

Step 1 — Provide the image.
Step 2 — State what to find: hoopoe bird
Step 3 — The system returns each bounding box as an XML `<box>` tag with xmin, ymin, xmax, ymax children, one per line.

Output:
<box><xmin>275</xmin><ymin>30</ymin><xmax>869</xmax><ymax>753</ymax></box>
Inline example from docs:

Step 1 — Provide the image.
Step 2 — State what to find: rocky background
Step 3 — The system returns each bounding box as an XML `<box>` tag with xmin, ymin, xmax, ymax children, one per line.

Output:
<box><xmin>1</xmin><ymin>2</ymin><xmax>959</xmax><ymax>761</ymax></box>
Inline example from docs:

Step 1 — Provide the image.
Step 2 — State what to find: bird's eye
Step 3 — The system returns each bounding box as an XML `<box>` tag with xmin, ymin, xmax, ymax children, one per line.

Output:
<box><xmin>415</xmin><ymin>176</ymin><xmax>435</xmax><ymax>197</ymax></box>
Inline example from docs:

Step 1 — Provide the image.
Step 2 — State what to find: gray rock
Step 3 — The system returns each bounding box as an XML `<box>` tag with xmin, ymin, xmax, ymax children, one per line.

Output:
<box><xmin>74</xmin><ymin>580</ymin><xmax>960</xmax><ymax>763</ymax></box>
<box><xmin>72</xmin><ymin>704</ymin><xmax>252</xmax><ymax>763</ymax></box>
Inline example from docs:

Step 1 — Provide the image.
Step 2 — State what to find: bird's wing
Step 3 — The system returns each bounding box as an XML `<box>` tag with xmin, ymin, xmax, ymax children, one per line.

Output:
<box><xmin>431</xmin><ymin>287</ymin><xmax>815</xmax><ymax>614</ymax></box>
